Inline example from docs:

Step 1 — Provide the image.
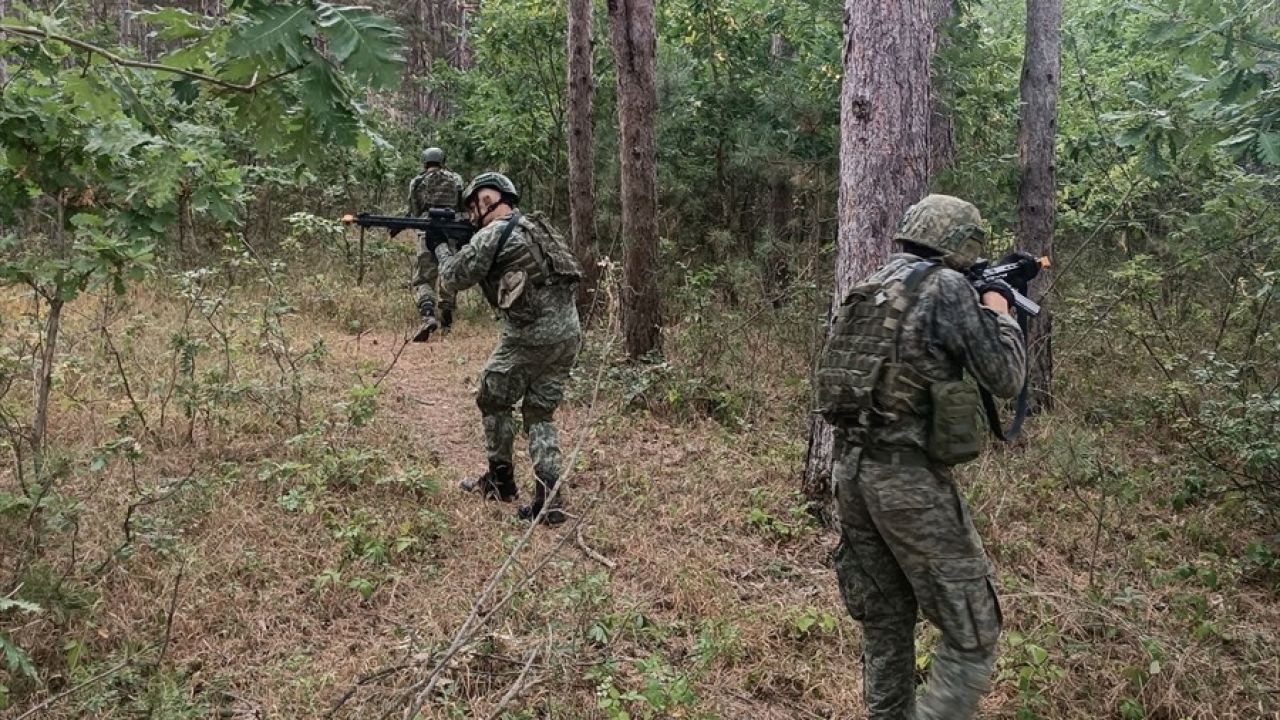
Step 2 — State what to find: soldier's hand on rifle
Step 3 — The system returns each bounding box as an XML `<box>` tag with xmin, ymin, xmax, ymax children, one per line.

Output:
<box><xmin>976</xmin><ymin>279</ymin><xmax>1015</xmax><ymax>315</ymax></box>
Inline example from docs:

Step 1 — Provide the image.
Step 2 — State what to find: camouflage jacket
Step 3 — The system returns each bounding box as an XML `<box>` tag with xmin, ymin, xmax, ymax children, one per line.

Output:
<box><xmin>855</xmin><ymin>252</ymin><xmax>1026</xmax><ymax>451</ymax></box>
<box><xmin>435</xmin><ymin>211</ymin><xmax>581</xmax><ymax>346</ymax></box>
<box><xmin>407</xmin><ymin>167</ymin><xmax>463</xmax><ymax>216</ymax></box>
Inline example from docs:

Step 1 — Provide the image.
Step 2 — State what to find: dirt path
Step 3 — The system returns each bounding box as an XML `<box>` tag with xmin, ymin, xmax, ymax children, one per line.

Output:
<box><xmin>361</xmin><ymin>323</ymin><xmax>498</xmax><ymax>478</ymax></box>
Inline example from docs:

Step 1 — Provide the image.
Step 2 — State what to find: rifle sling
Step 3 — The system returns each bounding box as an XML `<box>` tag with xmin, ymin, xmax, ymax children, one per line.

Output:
<box><xmin>489</xmin><ymin>211</ymin><xmax>523</xmax><ymax>276</ymax></box>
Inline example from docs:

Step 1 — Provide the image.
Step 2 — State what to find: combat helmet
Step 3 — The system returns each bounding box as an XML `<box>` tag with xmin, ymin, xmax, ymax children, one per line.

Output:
<box><xmin>894</xmin><ymin>194</ymin><xmax>986</xmax><ymax>270</ymax></box>
<box><xmin>421</xmin><ymin>147</ymin><xmax>446</xmax><ymax>165</ymax></box>
<box><xmin>463</xmin><ymin>172</ymin><xmax>520</xmax><ymax>206</ymax></box>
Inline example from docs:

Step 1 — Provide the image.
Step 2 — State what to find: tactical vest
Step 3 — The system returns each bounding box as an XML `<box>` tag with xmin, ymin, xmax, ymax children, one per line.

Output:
<box><xmin>815</xmin><ymin>259</ymin><xmax>982</xmax><ymax>465</ymax></box>
<box><xmin>814</xmin><ymin>260</ymin><xmax>941</xmax><ymax>426</ymax></box>
<box><xmin>481</xmin><ymin>212</ymin><xmax>583</xmax><ymax>308</ymax></box>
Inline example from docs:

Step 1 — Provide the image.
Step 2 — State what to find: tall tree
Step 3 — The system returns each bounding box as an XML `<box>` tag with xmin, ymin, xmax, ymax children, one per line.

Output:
<box><xmin>607</xmin><ymin>0</ymin><xmax>662</xmax><ymax>358</ymax></box>
<box><xmin>567</xmin><ymin>0</ymin><xmax>600</xmax><ymax>320</ymax></box>
<box><xmin>801</xmin><ymin>0</ymin><xmax>934</xmax><ymax>510</ymax></box>
<box><xmin>1016</xmin><ymin>0</ymin><xmax>1061</xmax><ymax>412</ymax></box>
<box><xmin>399</xmin><ymin>0</ymin><xmax>468</xmax><ymax>118</ymax></box>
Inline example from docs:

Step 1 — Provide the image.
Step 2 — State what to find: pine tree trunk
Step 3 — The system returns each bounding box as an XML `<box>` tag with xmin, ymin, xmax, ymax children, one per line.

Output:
<box><xmin>1017</xmin><ymin>0</ymin><xmax>1061</xmax><ymax>413</ymax></box>
<box><xmin>801</xmin><ymin>0</ymin><xmax>934</xmax><ymax>514</ymax></box>
<box><xmin>607</xmin><ymin>0</ymin><xmax>662</xmax><ymax>359</ymax></box>
<box><xmin>567</xmin><ymin>0</ymin><xmax>601</xmax><ymax>322</ymax></box>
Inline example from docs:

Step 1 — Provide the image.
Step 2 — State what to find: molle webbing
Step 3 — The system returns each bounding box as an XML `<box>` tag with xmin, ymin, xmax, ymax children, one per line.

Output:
<box><xmin>813</xmin><ymin>261</ymin><xmax>940</xmax><ymax>424</ymax></box>
<box><xmin>487</xmin><ymin>214</ymin><xmax>583</xmax><ymax>288</ymax></box>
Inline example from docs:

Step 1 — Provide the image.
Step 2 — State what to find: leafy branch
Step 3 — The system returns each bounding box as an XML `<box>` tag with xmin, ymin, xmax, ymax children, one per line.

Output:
<box><xmin>0</xmin><ymin>23</ymin><xmax>303</xmax><ymax>93</ymax></box>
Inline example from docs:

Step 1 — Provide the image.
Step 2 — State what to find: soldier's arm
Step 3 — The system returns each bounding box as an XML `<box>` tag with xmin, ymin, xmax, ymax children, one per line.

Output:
<box><xmin>434</xmin><ymin>223</ymin><xmax>502</xmax><ymax>294</ymax></box>
<box><xmin>406</xmin><ymin>176</ymin><xmax>422</xmax><ymax>217</ymax></box>
<box><xmin>932</xmin><ymin>270</ymin><xmax>1027</xmax><ymax>398</ymax></box>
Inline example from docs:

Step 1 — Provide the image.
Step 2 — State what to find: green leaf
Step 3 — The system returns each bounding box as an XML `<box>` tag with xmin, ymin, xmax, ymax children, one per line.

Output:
<box><xmin>135</xmin><ymin>7</ymin><xmax>208</xmax><ymax>41</ymax></box>
<box><xmin>227</xmin><ymin>3</ymin><xmax>317</xmax><ymax>65</ymax></box>
<box><xmin>1256</xmin><ymin>132</ymin><xmax>1280</xmax><ymax>165</ymax></box>
<box><xmin>313</xmin><ymin>3</ymin><xmax>405</xmax><ymax>89</ymax></box>
<box><xmin>1115</xmin><ymin>122</ymin><xmax>1150</xmax><ymax>148</ymax></box>
<box><xmin>0</xmin><ymin>635</ymin><xmax>36</xmax><ymax>679</ymax></box>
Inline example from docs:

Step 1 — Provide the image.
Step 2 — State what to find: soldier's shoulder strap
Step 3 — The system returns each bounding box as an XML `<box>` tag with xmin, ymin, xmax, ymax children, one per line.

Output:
<box><xmin>903</xmin><ymin>259</ymin><xmax>942</xmax><ymax>292</ymax></box>
<box><xmin>491</xmin><ymin>212</ymin><xmax>523</xmax><ymax>268</ymax></box>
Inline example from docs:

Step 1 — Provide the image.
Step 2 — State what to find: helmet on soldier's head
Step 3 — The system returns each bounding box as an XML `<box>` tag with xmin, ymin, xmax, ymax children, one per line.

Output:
<box><xmin>421</xmin><ymin>147</ymin><xmax>446</xmax><ymax>165</ymax></box>
<box><xmin>463</xmin><ymin>172</ymin><xmax>520</xmax><ymax>206</ymax></box>
<box><xmin>894</xmin><ymin>194</ymin><xmax>986</xmax><ymax>270</ymax></box>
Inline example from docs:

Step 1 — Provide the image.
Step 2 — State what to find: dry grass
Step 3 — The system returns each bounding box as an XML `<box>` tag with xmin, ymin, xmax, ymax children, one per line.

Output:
<box><xmin>1</xmin><ymin>263</ymin><xmax>1278</xmax><ymax>719</ymax></box>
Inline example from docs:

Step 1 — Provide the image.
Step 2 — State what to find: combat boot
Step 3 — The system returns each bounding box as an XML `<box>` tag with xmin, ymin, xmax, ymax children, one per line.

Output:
<box><xmin>460</xmin><ymin>461</ymin><xmax>518</xmax><ymax>502</ymax></box>
<box><xmin>518</xmin><ymin>474</ymin><xmax>566</xmax><ymax>526</ymax></box>
<box><xmin>412</xmin><ymin>302</ymin><xmax>439</xmax><ymax>343</ymax></box>
<box><xmin>439</xmin><ymin>302</ymin><xmax>454</xmax><ymax>331</ymax></box>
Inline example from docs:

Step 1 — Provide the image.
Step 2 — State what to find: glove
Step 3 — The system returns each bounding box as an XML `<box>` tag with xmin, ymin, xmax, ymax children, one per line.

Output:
<box><xmin>975</xmin><ymin>278</ymin><xmax>1017</xmax><ymax>309</ymax></box>
<box><xmin>997</xmin><ymin>251</ymin><xmax>1042</xmax><ymax>287</ymax></box>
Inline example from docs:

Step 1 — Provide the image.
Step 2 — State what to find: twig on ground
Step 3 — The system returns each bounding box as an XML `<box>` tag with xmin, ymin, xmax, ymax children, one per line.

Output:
<box><xmin>373</xmin><ymin>334</ymin><xmax>413</xmax><ymax>388</ymax></box>
<box><xmin>575</xmin><ymin>523</ymin><xmax>616</xmax><ymax>569</ymax></box>
<box><xmin>156</xmin><ymin>558</ymin><xmax>187</xmax><ymax>668</ymax></box>
<box><xmin>483</xmin><ymin>646</ymin><xmax>540</xmax><ymax>720</ymax></box>
<box><xmin>14</xmin><ymin>656</ymin><xmax>132</xmax><ymax>720</ymax></box>
<box><xmin>327</xmin><ymin>664</ymin><xmax>414</xmax><ymax>719</ymax></box>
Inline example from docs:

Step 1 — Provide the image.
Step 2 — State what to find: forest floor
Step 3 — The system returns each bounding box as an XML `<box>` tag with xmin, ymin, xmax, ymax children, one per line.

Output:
<box><xmin>3</xmin><ymin>273</ymin><xmax>1279</xmax><ymax>719</ymax></box>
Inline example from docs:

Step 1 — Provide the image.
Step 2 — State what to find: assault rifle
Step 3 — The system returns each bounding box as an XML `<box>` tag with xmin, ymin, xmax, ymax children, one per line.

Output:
<box><xmin>964</xmin><ymin>251</ymin><xmax>1051</xmax><ymax>442</ymax></box>
<box><xmin>966</xmin><ymin>252</ymin><xmax>1050</xmax><ymax>318</ymax></box>
<box><xmin>341</xmin><ymin>208</ymin><xmax>475</xmax><ymax>252</ymax></box>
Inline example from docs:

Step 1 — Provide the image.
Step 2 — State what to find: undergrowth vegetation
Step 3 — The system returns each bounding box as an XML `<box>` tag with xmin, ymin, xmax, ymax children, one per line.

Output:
<box><xmin>1</xmin><ymin>0</ymin><xmax>1278</xmax><ymax>717</ymax></box>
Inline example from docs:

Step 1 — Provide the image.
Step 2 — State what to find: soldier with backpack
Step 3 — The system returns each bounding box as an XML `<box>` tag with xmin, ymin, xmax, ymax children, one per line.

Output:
<box><xmin>431</xmin><ymin>172</ymin><xmax>583</xmax><ymax>525</ymax></box>
<box><xmin>406</xmin><ymin>147</ymin><xmax>465</xmax><ymax>342</ymax></box>
<box><xmin>814</xmin><ymin>195</ymin><xmax>1027</xmax><ymax>720</ymax></box>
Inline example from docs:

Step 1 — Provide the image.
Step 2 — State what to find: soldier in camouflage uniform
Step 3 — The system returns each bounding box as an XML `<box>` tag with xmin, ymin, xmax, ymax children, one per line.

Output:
<box><xmin>432</xmin><ymin>172</ymin><xmax>583</xmax><ymax>525</ymax></box>
<box><xmin>816</xmin><ymin>195</ymin><xmax>1026</xmax><ymax>720</ymax></box>
<box><xmin>406</xmin><ymin>147</ymin><xmax>464</xmax><ymax>342</ymax></box>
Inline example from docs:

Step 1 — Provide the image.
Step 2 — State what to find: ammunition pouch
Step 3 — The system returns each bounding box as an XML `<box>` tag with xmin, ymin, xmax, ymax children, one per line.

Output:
<box><xmin>927</xmin><ymin>380</ymin><xmax>981</xmax><ymax>466</ymax></box>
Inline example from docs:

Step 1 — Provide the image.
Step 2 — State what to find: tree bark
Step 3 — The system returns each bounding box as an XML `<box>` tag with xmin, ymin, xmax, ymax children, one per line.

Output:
<box><xmin>928</xmin><ymin>0</ymin><xmax>956</xmax><ymax>180</ymax></box>
<box><xmin>801</xmin><ymin>0</ymin><xmax>934</xmax><ymax>514</ymax></box>
<box><xmin>1016</xmin><ymin>0</ymin><xmax>1061</xmax><ymax>413</ymax></box>
<box><xmin>607</xmin><ymin>0</ymin><xmax>662</xmax><ymax>359</ymax></box>
<box><xmin>567</xmin><ymin>0</ymin><xmax>601</xmax><ymax>322</ymax></box>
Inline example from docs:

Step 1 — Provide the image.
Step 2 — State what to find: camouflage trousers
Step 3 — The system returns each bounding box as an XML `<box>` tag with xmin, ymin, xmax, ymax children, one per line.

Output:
<box><xmin>476</xmin><ymin>335</ymin><xmax>580</xmax><ymax>482</ymax></box>
<box><xmin>832</xmin><ymin>433</ymin><xmax>1001</xmax><ymax>720</ymax></box>
<box><xmin>412</xmin><ymin>234</ymin><xmax>457</xmax><ymax>317</ymax></box>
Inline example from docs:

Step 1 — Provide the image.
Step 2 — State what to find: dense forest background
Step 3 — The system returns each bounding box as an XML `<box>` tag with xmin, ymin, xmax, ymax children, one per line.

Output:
<box><xmin>1</xmin><ymin>0</ymin><xmax>1277</xmax><ymax>717</ymax></box>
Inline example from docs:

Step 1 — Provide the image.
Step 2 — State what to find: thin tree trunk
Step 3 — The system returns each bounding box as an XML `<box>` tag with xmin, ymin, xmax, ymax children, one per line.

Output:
<box><xmin>802</xmin><ymin>0</ymin><xmax>933</xmax><ymax>514</ymax></box>
<box><xmin>1017</xmin><ymin>0</ymin><xmax>1061</xmax><ymax>413</ymax></box>
<box><xmin>567</xmin><ymin>0</ymin><xmax>601</xmax><ymax>321</ymax></box>
<box><xmin>32</xmin><ymin>297</ymin><xmax>64</xmax><ymax>480</ymax></box>
<box><xmin>928</xmin><ymin>0</ymin><xmax>956</xmax><ymax>180</ymax></box>
<box><xmin>607</xmin><ymin>0</ymin><xmax>662</xmax><ymax>359</ymax></box>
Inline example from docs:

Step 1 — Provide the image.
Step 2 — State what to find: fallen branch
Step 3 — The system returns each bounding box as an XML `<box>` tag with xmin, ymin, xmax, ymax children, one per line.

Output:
<box><xmin>575</xmin><ymin>523</ymin><xmax>616</xmax><ymax>569</ymax></box>
<box><xmin>14</xmin><ymin>656</ymin><xmax>132</xmax><ymax>720</ymax></box>
<box><xmin>483</xmin><ymin>647</ymin><xmax>540</xmax><ymax>720</ymax></box>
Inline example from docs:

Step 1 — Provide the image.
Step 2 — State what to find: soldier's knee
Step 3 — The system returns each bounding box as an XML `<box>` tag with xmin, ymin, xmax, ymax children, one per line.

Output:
<box><xmin>477</xmin><ymin>371</ymin><xmax>517</xmax><ymax>414</ymax></box>
<box><xmin>523</xmin><ymin>404</ymin><xmax>555</xmax><ymax>426</ymax></box>
<box><xmin>926</xmin><ymin>556</ymin><xmax>1002</xmax><ymax>652</ymax></box>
